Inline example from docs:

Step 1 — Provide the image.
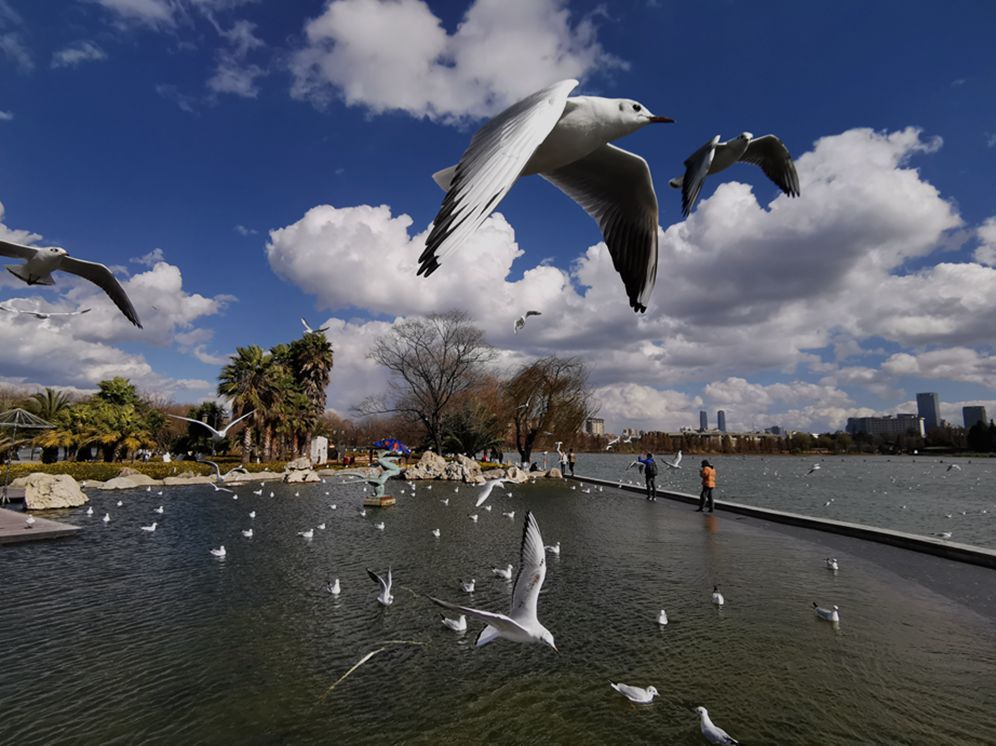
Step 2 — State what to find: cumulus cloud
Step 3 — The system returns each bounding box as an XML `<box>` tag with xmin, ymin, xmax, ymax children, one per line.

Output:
<box><xmin>882</xmin><ymin>349</ymin><xmax>996</xmax><ymax>389</ymax></box>
<box><xmin>264</xmin><ymin>125</ymin><xmax>996</xmax><ymax>432</ymax></box>
<box><xmin>130</xmin><ymin>247</ymin><xmax>165</xmax><ymax>266</ymax></box>
<box><xmin>975</xmin><ymin>217</ymin><xmax>996</xmax><ymax>266</ymax></box>
<box><xmin>289</xmin><ymin>0</ymin><xmax>624</xmax><ymax>121</ymax></box>
<box><xmin>51</xmin><ymin>40</ymin><xmax>107</xmax><ymax>68</ymax></box>
<box><xmin>0</xmin><ymin>201</ymin><xmax>230</xmax><ymax>395</ymax></box>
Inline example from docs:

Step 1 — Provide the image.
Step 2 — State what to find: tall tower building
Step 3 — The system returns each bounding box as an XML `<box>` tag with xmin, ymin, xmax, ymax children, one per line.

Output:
<box><xmin>699</xmin><ymin>410</ymin><xmax>708</xmax><ymax>431</ymax></box>
<box><xmin>963</xmin><ymin>406</ymin><xmax>988</xmax><ymax>430</ymax></box>
<box><xmin>717</xmin><ymin>410</ymin><xmax>727</xmax><ymax>433</ymax></box>
<box><xmin>916</xmin><ymin>392</ymin><xmax>940</xmax><ymax>432</ymax></box>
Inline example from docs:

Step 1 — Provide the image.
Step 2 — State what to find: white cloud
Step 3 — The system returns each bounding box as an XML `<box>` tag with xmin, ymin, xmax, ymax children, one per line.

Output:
<box><xmin>0</xmin><ymin>201</ymin><xmax>232</xmax><ymax>394</ymax></box>
<box><xmin>975</xmin><ymin>217</ymin><xmax>996</xmax><ymax>266</ymax></box>
<box><xmin>206</xmin><ymin>19</ymin><xmax>265</xmax><ymax>98</ymax></box>
<box><xmin>264</xmin><ymin>126</ymin><xmax>996</xmax><ymax>432</ymax></box>
<box><xmin>155</xmin><ymin>83</ymin><xmax>197</xmax><ymax>113</ymax></box>
<box><xmin>882</xmin><ymin>349</ymin><xmax>996</xmax><ymax>389</ymax></box>
<box><xmin>289</xmin><ymin>0</ymin><xmax>624</xmax><ymax>121</ymax></box>
<box><xmin>233</xmin><ymin>224</ymin><xmax>257</xmax><ymax>236</ymax></box>
<box><xmin>0</xmin><ymin>31</ymin><xmax>33</xmax><ymax>72</ymax></box>
<box><xmin>51</xmin><ymin>40</ymin><xmax>107</xmax><ymax>68</ymax></box>
<box><xmin>0</xmin><ymin>109</ymin><xmax>11</xmax><ymax>121</ymax></box>
<box><xmin>130</xmin><ymin>247</ymin><xmax>165</xmax><ymax>266</ymax></box>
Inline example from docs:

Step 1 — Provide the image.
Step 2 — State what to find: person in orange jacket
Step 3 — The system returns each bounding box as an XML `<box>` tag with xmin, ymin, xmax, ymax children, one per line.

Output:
<box><xmin>697</xmin><ymin>460</ymin><xmax>716</xmax><ymax>512</ymax></box>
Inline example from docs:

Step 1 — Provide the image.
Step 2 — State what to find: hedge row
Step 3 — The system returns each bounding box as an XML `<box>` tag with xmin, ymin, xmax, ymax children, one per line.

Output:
<box><xmin>1</xmin><ymin>460</ymin><xmax>295</xmax><ymax>485</ymax></box>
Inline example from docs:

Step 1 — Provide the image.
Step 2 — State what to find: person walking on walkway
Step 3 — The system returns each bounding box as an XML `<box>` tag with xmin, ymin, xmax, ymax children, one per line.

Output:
<box><xmin>567</xmin><ymin>448</ymin><xmax>577</xmax><ymax>476</ymax></box>
<box><xmin>637</xmin><ymin>452</ymin><xmax>658</xmax><ymax>501</ymax></box>
<box><xmin>698</xmin><ymin>460</ymin><xmax>716</xmax><ymax>512</ymax></box>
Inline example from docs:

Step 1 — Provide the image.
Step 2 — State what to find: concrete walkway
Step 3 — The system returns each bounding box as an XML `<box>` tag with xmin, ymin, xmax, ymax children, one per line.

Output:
<box><xmin>573</xmin><ymin>474</ymin><xmax>996</xmax><ymax>570</ymax></box>
<box><xmin>0</xmin><ymin>507</ymin><xmax>81</xmax><ymax>545</ymax></box>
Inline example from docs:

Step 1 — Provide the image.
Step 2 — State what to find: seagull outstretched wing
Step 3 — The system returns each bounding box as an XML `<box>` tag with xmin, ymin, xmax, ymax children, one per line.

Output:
<box><xmin>60</xmin><ymin>255</ymin><xmax>142</xmax><ymax>328</ymax></box>
<box><xmin>510</xmin><ymin>511</ymin><xmax>546</xmax><ymax>624</ymax></box>
<box><xmin>419</xmin><ymin>79</ymin><xmax>579</xmax><ymax>276</ymax></box>
<box><xmin>740</xmin><ymin>134</ymin><xmax>800</xmax><ymax>198</ymax></box>
<box><xmin>678</xmin><ymin>135</ymin><xmax>720</xmax><ymax>217</ymax></box>
<box><xmin>542</xmin><ymin>144</ymin><xmax>659</xmax><ymax>312</ymax></box>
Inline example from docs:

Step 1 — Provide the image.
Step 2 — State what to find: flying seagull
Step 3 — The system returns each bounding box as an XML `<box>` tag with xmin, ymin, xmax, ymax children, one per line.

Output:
<box><xmin>300</xmin><ymin>317</ymin><xmax>329</xmax><ymax>335</ymax></box>
<box><xmin>513</xmin><ymin>311</ymin><xmax>542</xmax><ymax>334</ymax></box>
<box><xmin>474</xmin><ymin>478</ymin><xmax>507</xmax><ymax>507</ymax></box>
<box><xmin>662</xmin><ymin>450</ymin><xmax>682</xmax><ymax>469</ymax></box>
<box><xmin>167</xmin><ymin>410</ymin><xmax>255</xmax><ymax>442</ymax></box>
<box><xmin>430</xmin><ymin>511</ymin><xmax>556</xmax><ymax>650</ymax></box>
<box><xmin>367</xmin><ymin>567</ymin><xmax>394</xmax><ymax>606</ymax></box>
<box><xmin>0</xmin><ymin>304</ymin><xmax>91</xmax><ymax>319</ymax></box>
<box><xmin>0</xmin><ymin>238</ymin><xmax>142</xmax><ymax>327</ymax></box>
<box><xmin>419</xmin><ymin>79</ymin><xmax>674</xmax><ymax>313</ymax></box>
<box><xmin>197</xmin><ymin>458</ymin><xmax>248</xmax><ymax>482</ymax></box>
<box><xmin>669</xmin><ymin>132</ymin><xmax>800</xmax><ymax>217</ymax></box>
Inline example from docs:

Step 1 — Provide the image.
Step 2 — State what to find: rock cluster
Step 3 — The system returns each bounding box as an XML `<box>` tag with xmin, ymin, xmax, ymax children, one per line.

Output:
<box><xmin>11</xmin><ymin>473</ymin><xmax>89</xmax><ymax>510</ymax></box>
<box><xmin>283</xmin><ymin>456</ymin><xmax>320</xmax><ymax>484</ymax></box>
<box><xmin>402</xmin><ymin>453</ymin><xmax>555</xmax><ymax>483</ymax></box>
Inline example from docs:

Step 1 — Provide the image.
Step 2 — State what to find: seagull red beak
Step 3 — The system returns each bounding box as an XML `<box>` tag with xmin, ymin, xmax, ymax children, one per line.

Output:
<box><xmin>649</xmin><ymin>116</ymin><xmax>674</xmax><ymax>123</ymax></box>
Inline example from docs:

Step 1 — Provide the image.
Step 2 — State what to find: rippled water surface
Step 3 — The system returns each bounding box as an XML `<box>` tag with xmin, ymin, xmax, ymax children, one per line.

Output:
<box><xmin>2</xmin><ymin>474</ymin><xmax>995</xmax><ymax>745</ymax></box>
<box><xmin>571</xmin><ymin>453</ymin><xmax>996</xmax><ymax>549</ymax></box>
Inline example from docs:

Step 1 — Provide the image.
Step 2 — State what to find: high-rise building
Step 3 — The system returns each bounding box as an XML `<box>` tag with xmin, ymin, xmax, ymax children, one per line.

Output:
<box><xmin>963</xmin><ymin>406</ymin><xmax>988</xmax><ymax>430</ymax></box>
<box><xmin>584</xmin><ymin>417</ymin><xmax>605</xmax><ymax>436</ymax></box>
<box><xmin>699</xmin><ymin>410</ymin><xmax>708</xmax><ymax>431</ymax></box>
<box><xmin>717</xmin><ymin>410</ymin><xmax>727</xmax><ymax>433</ymax></box>
<box><xmin>916</xmin><ymin>392</ymin><xmax>940</xmax><ymax>432</ymax></box>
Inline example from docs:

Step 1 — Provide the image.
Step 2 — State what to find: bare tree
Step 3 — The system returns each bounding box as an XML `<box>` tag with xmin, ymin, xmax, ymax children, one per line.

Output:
<box><xmin>366</xmin><ymin>312</ymin><xmax>496</xmax><ymax>453</ymax></box>
<box><xmin>505</xmin><ymin>356</ymin><xmax>596</xmax><ymax>465</ymax></box>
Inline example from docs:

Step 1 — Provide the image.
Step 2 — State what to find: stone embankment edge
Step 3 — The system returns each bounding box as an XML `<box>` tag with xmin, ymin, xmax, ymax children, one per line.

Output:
<box><xmin>573</xmin><ymin>475</ymin><xmax>996</xmax><ymax>570</ymax></box>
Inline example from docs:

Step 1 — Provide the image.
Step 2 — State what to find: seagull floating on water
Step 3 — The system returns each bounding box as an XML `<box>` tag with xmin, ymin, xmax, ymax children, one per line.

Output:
<box><xmin>298</xmin><ymin>528</ymin><xmax>314</xmax><ymax>539</ymax></box>
<box><xmin>242</xmin><ymin>528</ymin><xmax>253</xmax><ymax>538</ymax></box>
<box><xmin>116</xmin><ymin>500</ymin><xmax>123</xmax><ymax>507</ymax></box>
<box><xmin>502</xmin><ymin>511</ymin><xmax>516</xmax><ymax>520</ymax></box>
<box><xmin>469</xmin><ymin>513</ymin><xmax>479</xmax><ymax>522</ymax></box>
<box><xmin>492</xmin><ymin>564</ymin><xmax>513</xmax><ymax>580</ymax></box>
<box><xmin>154</xmin><ymin>505</ymin><xmax>164</xmax><ymax>514</ymax></box>
<box><xmin>712</xmin><ymin>586</ymin><xmax>725</xmax><ymax>606</ymax></box>
<box><xmin>102</xmin><ymin>513</ymin><xmax>110</xmax><ymax>523</ymax></box>
<box><xmin>86</xmin><ymin>506</ymin><xmax>93</xmax><ymax>516</ymax></box>
<box><xmin>826</xmin><ymin>557</ymin><xmax>839</xmax><ymax>572</ymax></box>
<box><xmin>374</xmin><ymin>521</ymin><xmax>385</xmax><ymax>531</ymax></box>
<box><xmin>669</xmin><ymin>132</ymin><xmax>800</xmax><ymax>217</ymax></box>
<box><xmin>327</xmin><ymin>577</ymin><xmax>341</xmax><ymax>596</ymax></box>
<box><xmin>513</xmin><ymin>310</ymin><xmax>542</xmax><ymax>334</ymax></box>
<box><xmin>430</xmin><ymin>511</ymin><xmax>557</xmax><ymax>650</ymax></box>
<box><xmin>609</xmin><ymin>682</ymin><xmax>659</xmax><ymax>704</ymax></box>
<box><xmin>441</xmin><ymin>614</ymin><xmax>467</xmax><ymax>632</ymax></box>
<box><xmin>694</xmin><ymin>706</ymin><xmax>740</xmax><ymax>745</ymax></box>
<box><xmin>813</xmin><ymin>602</ymin><xmax>840</xmax><ymax>623</ymax></box>
<box><xmin>210</xmin><ymin>545</ymin><xmax>226</xmax><ymax>558</ymax></box>
<box><xmin>545</xmin><ymin>541</ymin><xmax>561</xmax><ymax>555</ymax></box>
<box><xmin>367</xmin><ymin>567</ymin><xmax>393</xmax><ymax>606</ymax></box>
<box><xmin>657</xmin><ymin>609</ymin><xmax>668</xmax><ymax>625</ymax></box>
<box><xmin>460</xmin><ymin>578</ymin><xmax>476</xmax><ymax>593</ymax></box>
<box><xmin>432</xmin><ymin>528</ymin><xmax>441</xmax><ymax>538</ymax></box>
<box><xmin>317</xmin><ymin>522</ymin><xmax>326</xmax><ymax>530</ymax></box>
<box><xmin>0</xmin><ymin>238</ymin><xmax>142</xmax><ymax>326</ymax></box>
<box><xmin>252</xmin><ymin>489</ymin><xmax>263</xmax><ymax>496</ymax></box>
<box><xmin>420</xmin><ymin>79</ymin><xmax>674</xmax><ymax>312</ymax></box>
<box><xmin>141</xmin><ymin>522</ymin><xmax>157</xmax><ymax>532</ymax></box>
<box><xmin>249</xmin><ymin>510</ymin><xmax>256</xmax><ymax>519</ymax></box>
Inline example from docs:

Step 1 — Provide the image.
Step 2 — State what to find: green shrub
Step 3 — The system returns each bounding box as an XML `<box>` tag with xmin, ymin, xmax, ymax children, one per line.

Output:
<box><xmin>1</xmin><ymin>460</ymin><xmax>298</xmax><ymax>484</ymax></box>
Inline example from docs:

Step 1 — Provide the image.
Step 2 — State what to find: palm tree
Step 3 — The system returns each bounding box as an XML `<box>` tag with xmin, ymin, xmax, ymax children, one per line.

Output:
<box><xmin>28</xmin><ymin>388</ymin><xmax>72</xmax><ymax>462</ymax></box>
<box><xmin>289</xmin><ymin>333</ymin><xmax>334</xmax><ymax>455</ymax></box>
<box><xmin>218</xmin><ymin>345</ymin><xmax>270</xmax><ymax>459</ymax></box>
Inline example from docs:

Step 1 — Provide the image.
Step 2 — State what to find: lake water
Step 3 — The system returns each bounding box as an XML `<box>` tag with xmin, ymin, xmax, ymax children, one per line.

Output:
<box><xmin>566</xmin><ymin>453</ymin><xmax>996</xmax><ymax>550</ymax></box>
<box><xmin>2</xmin><ymin>475</ymin><xmax>994</xmax><ymax>745</ymax></box>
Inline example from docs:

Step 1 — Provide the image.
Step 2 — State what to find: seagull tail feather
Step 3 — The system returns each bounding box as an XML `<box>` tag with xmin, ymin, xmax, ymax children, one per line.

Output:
<box><xmin>6</xmin><ymin>265</ymin><xmax>55</xmax><ymax>285</ymax></box>
<box><xmin>431</xmin><ymin>165</ymin><xmax>457</xmax><ymax>191</ymax></box>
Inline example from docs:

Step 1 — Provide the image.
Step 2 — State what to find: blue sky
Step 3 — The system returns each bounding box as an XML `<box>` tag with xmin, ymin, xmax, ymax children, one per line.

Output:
<box><xmin>1</xmin><ymin>0</ymin><xmax>995</xmax><ymax>433</ymax></box>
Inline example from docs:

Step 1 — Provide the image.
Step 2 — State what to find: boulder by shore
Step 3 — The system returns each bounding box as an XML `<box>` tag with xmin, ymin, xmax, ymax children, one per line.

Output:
<box><xmin>11</xmin><ymin>473</ymin><xmax>89</xmax><ymax>510</ymax></box>
<box><xmin>401</xmin><ymin>452</ymin><xmax>562</xmax><ymax>483</ymax></box>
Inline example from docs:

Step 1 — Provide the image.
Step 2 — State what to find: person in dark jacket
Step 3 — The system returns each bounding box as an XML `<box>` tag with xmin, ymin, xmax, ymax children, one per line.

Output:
<box><xmin>637</xmin><ymin>453</ymin><xmax>658</xmax><ymax>501</ymax></box>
